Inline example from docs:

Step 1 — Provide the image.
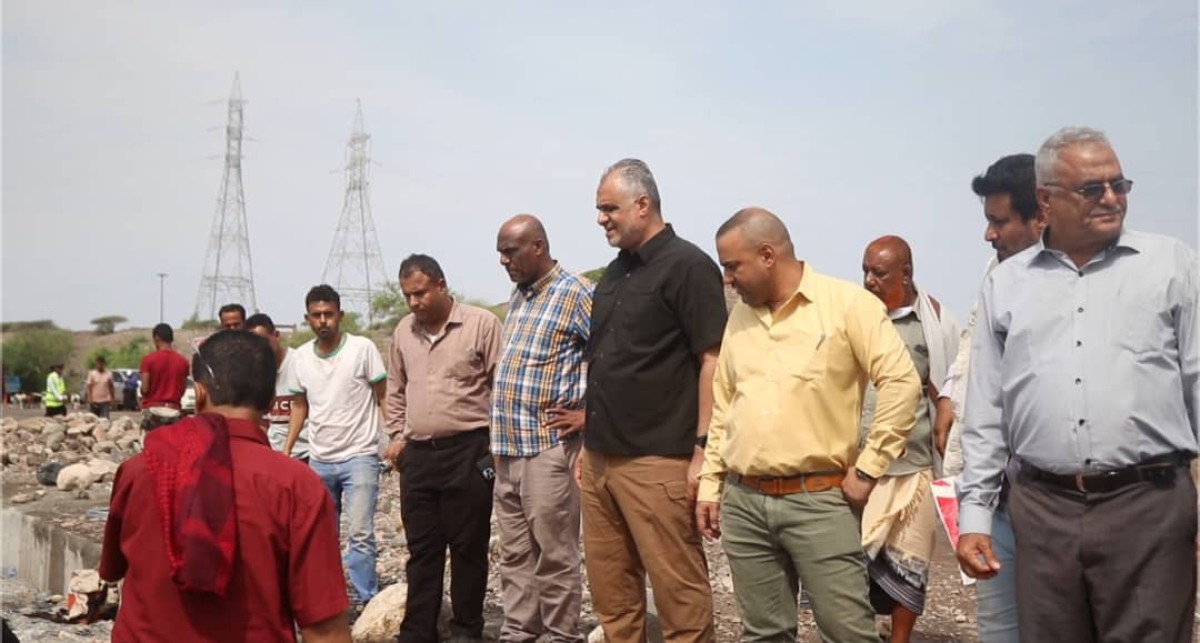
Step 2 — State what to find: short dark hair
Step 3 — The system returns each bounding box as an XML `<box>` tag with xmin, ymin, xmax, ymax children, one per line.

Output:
<box><xmin>305</xmin><ymin>285</ymin><xmax>341</xmax><ymax>310</ymax></box>
<box><xmin>244</xmin><ymin>313</ymin><xmax>276</xmax><ymax>333</ymax></box>
<box><xmin>971</xmin><ymin>154</ymin><xmax>1039</xmax><ymax>222</ymax></box>
<box><xmin>192</xmin><ymin>330</ymin><xmax>275</xmax><ymax>412</ymax></box>
<box><xmin>398</xmin><ymin>254</ymin><xmax>446</xmax><ymax>283</ymax></box>
<box><xmin>152</xmin><ymin>323</ymin><xmax>174</xmax><ymax>343</ymax></box>
<box><xmin>95</xmin><ymin>355</ymin><xmax>106</xmax><ymax>364</ymax></box>
<box><xmin>218</xmin><ymin>303</ymin><xmax>246</xmax><ymax>319</ymax></box>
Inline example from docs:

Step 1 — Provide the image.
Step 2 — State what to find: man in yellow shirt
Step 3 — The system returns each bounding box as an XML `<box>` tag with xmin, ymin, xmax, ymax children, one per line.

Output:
<box><xmin>696</xmin><ymin>207</ymin><xmax>920</xmax><ymax>643</ymax></box>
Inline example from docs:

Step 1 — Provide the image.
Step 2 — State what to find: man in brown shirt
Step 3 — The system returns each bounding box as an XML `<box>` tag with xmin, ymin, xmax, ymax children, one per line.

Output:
<box><xmin>384</xmin><ymin>254</ymin><xmax>502</xmax><ymax>643</ymax></box>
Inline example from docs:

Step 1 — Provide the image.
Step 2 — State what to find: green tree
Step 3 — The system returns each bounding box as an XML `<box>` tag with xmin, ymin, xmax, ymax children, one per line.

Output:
<box><xmin>89</xmin><ymin>315</ymin><xmax>128</xmax><ymax>336</ymax></box>
<box><xmin>580</xmin><ymin>267</ymin><xmax>606</xmax><ymax>283</ymax></box>
<box><xmin>1</xmin><ymin>329</ymin><xmax>74</xmax><ymax>394</ymax></box>
<box><xmin>370</xmin><ymin>283</ymin><xmax>410</xmax><ymax>330</ymax></box>
<box><xmin>0</xmin><ymin>320</ymin><xmax>58</xmax><ymax>332</ymax></box>
<box><xmin>85</xmin><ymin>337</ymin><xmax>150</xmax><ymax>370</ymax></box>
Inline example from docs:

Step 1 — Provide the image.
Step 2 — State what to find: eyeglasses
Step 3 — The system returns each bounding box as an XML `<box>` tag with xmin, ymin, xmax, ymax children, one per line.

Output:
<box><xmin>194</xmin><ymin>350</ymin><xmax>219</xmax><ymax>391</ymax></box>
<box><xmin>1045</xmin><ymin>178</ymin><xmax>1133</xmax><ymax>201</ymax></box>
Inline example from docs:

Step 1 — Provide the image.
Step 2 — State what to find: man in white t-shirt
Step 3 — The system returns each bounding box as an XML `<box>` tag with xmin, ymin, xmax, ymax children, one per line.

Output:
<box><xmin>245</xmin><ymin>313</ymin><xmax>310</xmax><ymax>462</ymax></box>
<box><xmin>285</xmin><ymin>285</ymin><xmax>388</xmax><ymax>606</ymax></box>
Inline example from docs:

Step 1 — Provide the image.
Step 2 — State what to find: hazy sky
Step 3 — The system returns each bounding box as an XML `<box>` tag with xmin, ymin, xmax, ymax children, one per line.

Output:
<box><xmin>4</xmin><ymin>1</ymin><xmax>1197</xmax><ymax>331</ymax></box>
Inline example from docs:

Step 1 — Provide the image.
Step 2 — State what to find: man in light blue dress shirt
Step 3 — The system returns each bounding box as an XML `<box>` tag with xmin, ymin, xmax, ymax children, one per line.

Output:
<box><xmin>956</xmin><ymin>127</ymin><xmax>1199</xmax><ymax>642</ymax></box>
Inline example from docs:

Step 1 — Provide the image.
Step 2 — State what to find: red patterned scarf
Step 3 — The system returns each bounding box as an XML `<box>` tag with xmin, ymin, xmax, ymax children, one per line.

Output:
<box><xmin>143</xmin><ymin>412</ymin><xmax>238</xmax><ymax>596</ymax></box>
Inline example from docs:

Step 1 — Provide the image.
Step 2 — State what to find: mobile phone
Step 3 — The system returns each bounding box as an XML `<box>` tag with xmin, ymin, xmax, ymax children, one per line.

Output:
<box><xmin>476</xmin><ymin>453</ymin><xmax>496</xmax><ymax>483</ymax></box>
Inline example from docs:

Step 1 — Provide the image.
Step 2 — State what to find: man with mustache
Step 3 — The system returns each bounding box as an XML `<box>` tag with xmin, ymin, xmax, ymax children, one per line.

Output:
<box><xmin>938</xmin><ymin>153</ymin><xmax>1043</xmax><ymax>642</ymax></box>
<box><xmin>957</xmin><ymin>127</ymin><xmax>1199</xmax><ymax>642</ymax></box>
<box><xmin>384</xmin><ymin>255</ymin><xmax>502</xmax><ymax>643</ymax></box>
<box><xmin>697</xmin><ymin>207</ymin><xmax>919</xmax><ymax>642</ymax></box>
<box><xmin>581</xmin><ymin>158</ymin><xmax>726</xmax><ymax>642</ymax></box>
<box><xmin>491</xmin><ymin>215</ymin><xmax>592</xmax><ymax>642</ymax></box>
<box><xmin>859</xmin><ymin>235</ymin><xmax>958</xmax><ymax>643</ymax></box>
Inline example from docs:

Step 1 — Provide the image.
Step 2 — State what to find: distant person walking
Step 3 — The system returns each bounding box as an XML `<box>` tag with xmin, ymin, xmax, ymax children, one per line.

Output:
<box><xmin>85</xmin><ymin>356</ymin><xmax>117</xmax><ymax>419</ymax></box>
<box><xmin>43</xmin><ymin>363</ymin><xmax>68</xmax><ymax>417</ymax></box>
<box><xmin>139</xmin><ymin>323</ymin><xmax>190</xmax><ymax>432</ymax></box>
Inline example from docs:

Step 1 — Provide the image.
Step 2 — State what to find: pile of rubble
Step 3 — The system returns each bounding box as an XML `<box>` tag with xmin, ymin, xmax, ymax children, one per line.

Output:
<box><xmin>1</xmin><ymin>414</ymin><xmax>135</xmax><ymax>502</ymax></box>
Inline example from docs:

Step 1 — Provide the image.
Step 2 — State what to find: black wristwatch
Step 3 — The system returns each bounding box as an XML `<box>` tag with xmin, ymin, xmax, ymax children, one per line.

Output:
<box><xmin>695</xmin><ymin>435</ymin><xmax>708</xmax><ymax>449</ymax></box>
<box><xmin>855</xmin><ymin>468</ymin><xmax>877</xmax><ymax>482</ymax></box>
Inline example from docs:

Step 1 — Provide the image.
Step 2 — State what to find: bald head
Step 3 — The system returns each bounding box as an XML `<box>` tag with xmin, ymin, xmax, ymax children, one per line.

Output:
<box><xmin>497</xmin><ymin>214</ymin><xmax>553</xmax><ymax>287</ymax></box>
<box><xmin>862</xmin><ymin>235</ymin><xmax>915</xmax><ymax>310</ymax></box>
<box><xmin>715</xmin><ymin>207</ymin><xmax>795</xmax><ymax>257</ymax></box>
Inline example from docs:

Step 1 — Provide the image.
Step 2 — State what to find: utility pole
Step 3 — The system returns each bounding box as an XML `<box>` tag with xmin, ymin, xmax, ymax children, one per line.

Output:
<box><xmin>157</xmin><ymin>273</ymin><xmax>168</xmax><ymax>323</ymax></box>
<box><xmin>321</xmin><ymin>100</ymin><xmax>389</xmax><ymax>326</ymax></box>
<box><xmin>194</xmin><ymin>72</ymin><xmax>257</xmax><ymax>321</ymax></box>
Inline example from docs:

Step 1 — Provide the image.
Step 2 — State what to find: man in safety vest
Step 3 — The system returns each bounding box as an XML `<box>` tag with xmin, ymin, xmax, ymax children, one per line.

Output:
<box><xmin>44</xmin><ymin>363</ymin><xmax>68</xmax><ymax>417</ymax></box>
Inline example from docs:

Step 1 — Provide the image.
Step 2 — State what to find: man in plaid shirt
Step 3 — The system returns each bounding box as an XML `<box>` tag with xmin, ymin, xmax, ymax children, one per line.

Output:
<box><xmin>491</xmin><ymin>214</ymin><xmax>593</xmax><ymax>642</ymax></box>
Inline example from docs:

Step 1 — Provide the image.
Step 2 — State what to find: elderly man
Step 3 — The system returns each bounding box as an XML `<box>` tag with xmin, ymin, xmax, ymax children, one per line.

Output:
<box><xmin>581</xmin><ymin>159</ymin><xmax>727</xmax><ymax>643</ymax></box>
<box><xmin>957</xmin><ymin>127</ymin><xmax>1199</xmax><ymax>642</ymax></box>
<box><xmin>859</xmin><ymin>235</ymin><xmax>958</xmax><ymax>643</ymax></box>
<box><xmin>697</xmin><ymin>207</ymin><xmax>920</xmax><ymax>643</ymax></box>
<box><xmin>937</xmin><ymin>153</ymin><xmax>1044</xmax><ymax>643</ymax></box>
<box><xmin>491</xmin><ymin>215</ymin><xmax>592</xmax><ymax>642</ymax></box>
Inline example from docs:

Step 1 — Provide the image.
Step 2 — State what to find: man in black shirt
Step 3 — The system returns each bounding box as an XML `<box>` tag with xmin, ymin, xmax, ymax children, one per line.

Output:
<box><xmin>579</xmin><ymin>158</ymin><xmax>727</xmax><ymax>643</ymax></box>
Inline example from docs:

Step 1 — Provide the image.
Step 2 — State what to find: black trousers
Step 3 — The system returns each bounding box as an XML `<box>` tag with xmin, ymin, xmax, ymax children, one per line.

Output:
<box><xmin>1009</xmin><ymin>463</ymin><xmax>1197</xmax><ymax>643</ymax></box>
<box><xmin>398</xmin><ymin>429</ymin><xmax>493</xmax><ymax>643</ymax></box>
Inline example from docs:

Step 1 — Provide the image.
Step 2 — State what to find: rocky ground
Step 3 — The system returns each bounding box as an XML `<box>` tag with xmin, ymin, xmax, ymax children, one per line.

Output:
<box><xmin>1</xmin><ymin>406</ymin><xmax>983</xmax><ymax>641</ymax></box>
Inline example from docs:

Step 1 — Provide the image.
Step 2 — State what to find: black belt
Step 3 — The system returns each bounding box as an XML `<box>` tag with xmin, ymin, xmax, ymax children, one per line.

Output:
<box><xmin>1020</xmin><ymin>452</ymin><xmax>1193</xmax><ymax>494</ymax></box>
<box><xmin>407</xmin><ymin>427</ymin><xmax>488</xmax><ymax>450</ymax></box>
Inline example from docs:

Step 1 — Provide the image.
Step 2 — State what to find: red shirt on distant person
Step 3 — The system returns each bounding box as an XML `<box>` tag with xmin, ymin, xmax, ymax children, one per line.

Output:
<box><xmin>139</xmin><ymin>348</ymin><xmax>189</xmax><ymax>408</ymax></box>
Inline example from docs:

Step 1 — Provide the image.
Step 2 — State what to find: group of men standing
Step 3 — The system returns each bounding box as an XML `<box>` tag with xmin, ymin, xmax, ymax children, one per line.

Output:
<box><xmin>94</xmin><ymin>126</ymin><xmax>1196</xmax><ymax>643</ymax></box>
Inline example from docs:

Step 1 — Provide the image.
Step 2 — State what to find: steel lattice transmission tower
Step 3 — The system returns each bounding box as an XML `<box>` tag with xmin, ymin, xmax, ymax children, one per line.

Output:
<box><xmin>321</xmin><ymin>101</ymin><xmax>389</xmax><ymax>325</ymax></box>
<box><xmin>194</xmin><ymin>73</ymin><xmax>257</xmax><ymax>320</ymax></box>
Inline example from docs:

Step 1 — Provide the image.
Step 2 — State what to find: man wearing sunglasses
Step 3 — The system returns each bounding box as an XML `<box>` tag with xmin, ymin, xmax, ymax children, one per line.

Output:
<box><xmin>957</xmin><ymin>127</ymin><xmax>1198</xmax><ymax>642</ymax></box>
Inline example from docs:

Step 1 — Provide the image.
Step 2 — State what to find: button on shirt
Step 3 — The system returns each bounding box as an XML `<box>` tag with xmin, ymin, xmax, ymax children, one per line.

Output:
<box><xmin>585</xmin><ymin>225</ymin><xmax>728</xmax><ymax>457</ymax></box>
<box><xmin>386</xmin><ymin>302</ymin><xmax>503</xmax><ymax>441</ymax></box>
<box><xmin>959</xmin><ymin>229</ymin><xmax>1199</xmax><ymax>535</ymax></box>
<box><xmin>698</xmin><ymin>266</ymin><xmax>920</xmax><ymax>502</ymax></box>
<box><xmin>491</xmin><ymin>264</ymin><xmax>592</xmax><ymax>457</ymax></box>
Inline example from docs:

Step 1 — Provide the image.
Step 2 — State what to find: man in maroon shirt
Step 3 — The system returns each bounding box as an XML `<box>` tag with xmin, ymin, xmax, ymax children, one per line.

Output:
<box><xmin>139</xmin><ymin>323</ymin><xmax>190</xmax><ymax>431</ymax></box>
<box><xmin>101</xmin><ymin>330</ymin><xmax>352</xmax><ymax>642</ymax></box>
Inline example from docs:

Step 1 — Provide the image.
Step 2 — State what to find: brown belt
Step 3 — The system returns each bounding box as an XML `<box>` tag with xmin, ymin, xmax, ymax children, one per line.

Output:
<box><xmin>728</xmin><ymin>471</ymin><xmax>845</xmax><ymax>496</ymax></box>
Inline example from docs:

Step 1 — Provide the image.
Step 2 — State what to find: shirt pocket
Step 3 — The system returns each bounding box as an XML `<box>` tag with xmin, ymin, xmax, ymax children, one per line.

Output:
<box><xmin>779</xmin><ymin>330</ymin><xmax>830</xmax><ymax>382</ymax></box>
<box><xmin>449</xmin><ymin>347</ymin><xmax>485</xmax><ymax>381</ymax></box>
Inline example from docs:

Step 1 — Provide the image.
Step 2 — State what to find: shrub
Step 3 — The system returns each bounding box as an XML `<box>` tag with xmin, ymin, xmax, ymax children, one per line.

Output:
<box><xmin>1</xmin><ymin>328</ymin><xmax>74</xmax><ymax>394</ymax></box>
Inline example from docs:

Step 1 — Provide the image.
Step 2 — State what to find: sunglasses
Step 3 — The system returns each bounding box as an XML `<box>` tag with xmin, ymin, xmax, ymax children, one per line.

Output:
<box><xmin>1045</xmin><ymin>178</ymin><xmax>1133</xmax><ymax>201</ymax></box>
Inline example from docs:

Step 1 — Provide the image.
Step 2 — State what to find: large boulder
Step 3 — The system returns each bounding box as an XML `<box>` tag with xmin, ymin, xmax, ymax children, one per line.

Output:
<box><xmin>45</xmin><ymin>432</ymin><xmax>67</xmax><ymax>451</ymax></box>
<box><xmin>56</xmin><ymin>463</ymin><xmax>96</xmax><ymax>491</ymax></box>
<box><xmin>86</xmin><ymin>458</ymin><xmax>121</xmax><ymax>482</ymax></box>
<box><xmin>351</xmin><ymin>582</ymin><xmax>407</xmax><ymax>642</ymax></box>
<box><xmin>19</xmin><ymin>417</ymin><xmax>46</xmax><ymax>432</ymax></box>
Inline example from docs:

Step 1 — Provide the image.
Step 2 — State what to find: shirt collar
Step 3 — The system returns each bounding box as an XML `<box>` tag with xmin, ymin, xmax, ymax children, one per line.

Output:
<box><xmin>225</xmin><ymin>417</ymin><xmax>271</xmax><ymax>446</ymax></box>
<box><xmin>518</xmin><ymin>263</ymin><xmax>563</xmax><ymax>300</ymax></box>
<box><xmin>1029</xmin><ymin>226</ymin><xmax>1141</xmax><ymax>268</ymax></box>
<box><xmin>620</xmin><ymin>223</ymin><xmax>676</xmax><ymax>264</ymax></box>
<box><xmin>888</xmin><ymin>305</ymin><xmax>916</xmax><ymax>321</ymax></box>
<box><xmin>410</xmin><ymin>300</ymin><xmax>463</xmax><ymax>339</ymax></box>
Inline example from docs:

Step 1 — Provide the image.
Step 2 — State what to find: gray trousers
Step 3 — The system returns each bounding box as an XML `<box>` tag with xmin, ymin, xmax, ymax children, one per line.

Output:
<box><xmin>1008</xmin><ymin>465</ymin><xmax>1197</xmax><ymax>643</ymax></box>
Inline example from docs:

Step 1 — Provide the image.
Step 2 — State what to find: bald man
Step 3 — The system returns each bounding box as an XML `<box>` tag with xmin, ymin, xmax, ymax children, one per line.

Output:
<box><xmin>698</xmin><ymin>208</ymin><xmax>920</xmax><ymax>643</ymax></box>
<box><xmin>492</xmin><ymin>215</ymin><xmax>592</xmax><ymax>642</ymax></box>
<box><xmin>859</xmin><ymin>235</ymin><xmax>959</xmax><ymax>643</ymax></box>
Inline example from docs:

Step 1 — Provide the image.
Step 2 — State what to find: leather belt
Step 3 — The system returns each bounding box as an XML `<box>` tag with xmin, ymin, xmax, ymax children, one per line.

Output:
<box><xmin>728</xmin><ymin>471</ymin><xmax>845</xmax><ymax>496</ymax></box>
<box><xmin>1020</xmin><ymin>453</ymin><xmax>1192</xmax><ymax>494</ymax></box>
<box><xmin>407</xmin><ymin>427</ymin><xmax>488</xmax><ymax>450</ymax></box>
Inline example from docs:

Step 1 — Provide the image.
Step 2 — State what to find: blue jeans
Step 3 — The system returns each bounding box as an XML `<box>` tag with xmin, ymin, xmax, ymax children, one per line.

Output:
<box><xmin>311</xmin><ymin>454</ymin><xmax>380</xmax><ymax>603</ymax></box>
<box><xmin>976</xmin><ymin>508</ymin><xmax>1019</xmax><ymax>643</ymax></box>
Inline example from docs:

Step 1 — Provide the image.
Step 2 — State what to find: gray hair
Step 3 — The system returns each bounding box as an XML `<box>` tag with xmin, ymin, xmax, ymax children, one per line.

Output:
<box><xmin>600</xmin><ymin>158</ymin><xmax>662</xmax><ymax>214</ymax></box>
<box><xmin>1035</xmin><ymin>127</ymin><xmax>1111</xmax><ymax>185</ymax></box>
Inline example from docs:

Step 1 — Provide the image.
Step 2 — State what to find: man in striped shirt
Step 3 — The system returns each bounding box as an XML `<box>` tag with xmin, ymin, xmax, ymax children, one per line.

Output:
<box><xmin>491</xmin><ymin>214</ymin><xmax>593</xmax><ymax>643</ymax></box>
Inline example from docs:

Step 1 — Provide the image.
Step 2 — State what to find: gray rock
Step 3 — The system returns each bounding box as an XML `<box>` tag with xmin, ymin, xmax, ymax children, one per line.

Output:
<box><xmin>36</xmin><ymin>461</ymin><xmax>66</xmax><ymax>486</ymax></box>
